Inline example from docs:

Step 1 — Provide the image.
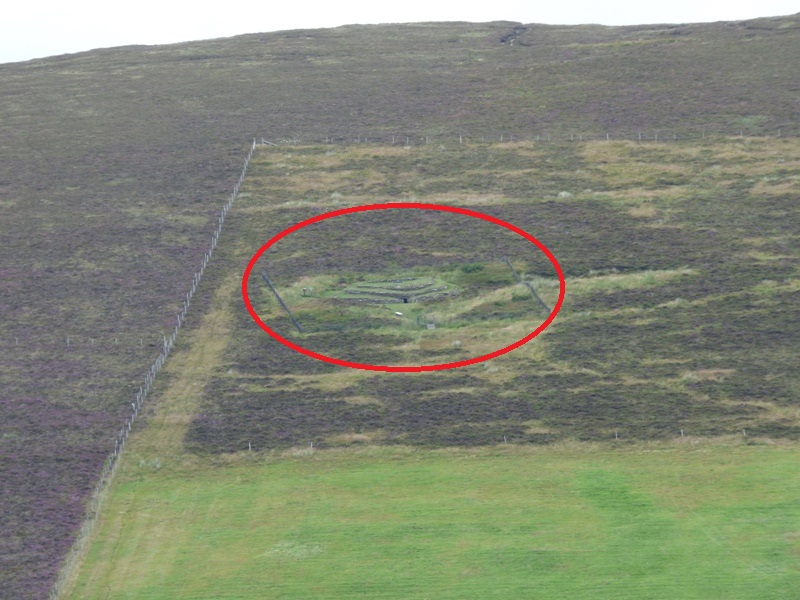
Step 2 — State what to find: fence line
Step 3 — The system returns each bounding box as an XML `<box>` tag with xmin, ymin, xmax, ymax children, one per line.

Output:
<box><xmin>49</xmin><ymin>138</ymin><xmax>257</xmax><ymax>600</ymax></box>
<box><xmin>265</xmin><ymin>127</ymin><xmax>799</xmax><ymax>146</ymax></box>
<box><xmin>0</xmin><ymin>334</ymin><xmax>201</xmax><ymax>350</ymax></box>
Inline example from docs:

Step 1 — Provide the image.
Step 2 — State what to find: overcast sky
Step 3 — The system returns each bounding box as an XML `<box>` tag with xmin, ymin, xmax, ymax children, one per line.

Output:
<box><xmin>2</xmin><ymin>0</ymin><xmax>797</xmax><ymax>64</ymax></box>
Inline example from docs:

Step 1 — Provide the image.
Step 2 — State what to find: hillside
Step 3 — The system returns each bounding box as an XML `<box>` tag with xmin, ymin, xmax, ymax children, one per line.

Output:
<box><xmin>70</xmin><ymin>138</ymin><xmax>800</xmax><ymax>597</ymax></box>
<box><xmin>188</xmin><ymin>139</ymin><xmax>800</xmax><ymax>451</ymax></box>
<box><xmin>1</xmin><ymin>13</ymin><xmax>800</xmax><ymax>598</ymax></box>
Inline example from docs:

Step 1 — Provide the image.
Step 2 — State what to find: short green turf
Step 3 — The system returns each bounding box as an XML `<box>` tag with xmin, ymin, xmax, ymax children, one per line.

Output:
<box><xmin>71</xmin><ymin>442</ymin><xmax>800</xmax><ymax>599</ymax></box>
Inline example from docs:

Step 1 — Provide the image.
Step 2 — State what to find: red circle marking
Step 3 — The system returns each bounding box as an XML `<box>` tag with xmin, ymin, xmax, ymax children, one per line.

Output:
<box><xmin>242</xmin><ymin>203</ymin><xmax>565</xmax><ymax>372</ymax></box>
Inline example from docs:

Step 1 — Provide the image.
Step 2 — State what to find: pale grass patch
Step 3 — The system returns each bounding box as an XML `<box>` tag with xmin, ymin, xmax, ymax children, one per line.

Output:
<box><xmin>417</xmin><ymin>334</ymin><xmax>464</xmax><ymax>353</ymax></box>
<box><xmin>628</xmin><ymin>203</ymin><xmax>659</xmax><ymax>218</ymax></box>
<box><xmin>569</xmin><ymin>268</ymin><xmax>693</xmax><ymax>294</ymax></box>
<box><xmin>290</xmin><ymin>273</ymin><xmax>349</xmax><ymax>290</ymax></box>
<box><xmin>583</xmin><ymin>138</ymin><xmax>800</xmax><ymax>191</ymax></box>
<box><xmin>741</xmin><ymin>236</ymin><xmax>775</xmax><ymax>246</ymax></box>
<box><xmin>619</xmin><ymin>374</ymin><xmax>658</xmax><ymax>386</ymax></box>
<box><xmin>500</xmin><ymin>141</ymin><xmax>544</xmax><ymax>155</ymax></box>
<box><xmin>658</xmin><ymin>297</ymin><xmax>691</xmax><ymax>308</ymax></box>
<box><xmin>680</xmin><ymin>369</ymin><xmax>735</xmax><ymax>383</ymax></box>
<box><xmin>630</xmin><ymin>316</ymin><xmax>657</xmax><ymax>326</ymax></box>
<box><xmin>271</xmin><ymin>199</ymin><xmax>319</xmax><ymax>209</ymax></box>
<box><xmin>325</xmin><ymin>431</ymin><xmax>382</xmax><ymax>445</ymax></box>
<box><xmin>409</xmin><ymin>192</ymin><xmax>514</xmax><ymax>206</ymax></box>
<box><xmin>342</xmin><ymin>145</ymin><xmax>417</xmax><ymax>159</ymax></box>
<box><xmin>768</xmin><ymin>278</ymin><xmax>799</xmax><ymax>293</ymax></box>
<box><xmin>748</xmin><ymin>250</ymin><xmax>795</xmax><ymax>262</ymax></box>
<box><xmin>736</xmin><ymin>401</ymin><xmax>800</xmax><ymax>426</ymax></box>
<box><xmin>602</xmin><ymin>187</ymin><xmax>688</xmax><ymax>203</ymax></box>
<box><xmin>418</xmin><ymin>387</ymin><xmax>482</xmax><ymax>397</ymax></box>
<box><xmin>124</xmin><ymin>272</ymin><xmax>240</xmax><ymax>461</ymax></box>
<box><xmin>702</xmin><ymin>139</ymin><xmax>800</xmax><ymax>162</ymax></box>
<box><xmin>286</xmin><ymin>445</ymin><xmax>316</xmax><ymax>458</ymax></box>
<box><xmin>461</xmin><ymin>322</ymin><xmax>549</xmax><ymax>360</ymax></box>
<box><xmin>600</xmin><ymin>161</ymin><xmax>694</xmax><ymax>188</ymax></box>
<box><xmin>283</xmin><ymin>169</ymin><xmax>363</xmax><ymax>190</ymax></box>
<box><xmin>581</xmin><ymin>140</ymin><xmax>640</xmax><ymax>163</ymax></box>
<box><xmin>711</xmin><ymin>160</ymin><xmax>800</xmax><ymax>177</ymax></box>
<box><xmin>428</xmin><ymin>284</ymin><xmax>520</xmax><ymax>317</ymax></box>
<box><xmin>521</xmin><ymin>420</ymin><xmax>553</xmax><ymax>434</ymax></box>
<box><xmin>751</xmin><ymin>179</ymin><xmax>799</xmax><ymax>195</ymax></box>
<box><xmin>289</xmin><ymin>370</ymin><xmax>370</xmax><ymax>392</ymax></box>
<box><xmin>740</xmin><ymin>235</ymin><xmax>800</xmax><ymax>251</ymax></box>
<box><xmin>478</xmin><ymin>364</ymin><xmax>516</xmax><ymax>384</ymax></box>
<box><xmin>318</xmin><ymin>154</ymin><xmax>346</xmax><ymax>168</ymax></box>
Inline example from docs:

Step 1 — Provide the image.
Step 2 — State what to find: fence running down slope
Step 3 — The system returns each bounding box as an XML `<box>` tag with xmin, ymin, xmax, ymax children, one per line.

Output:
<box><xmin>48</xmin><ymin>139</ymin><xmax>257</xmax><ymax>600</ymax></box>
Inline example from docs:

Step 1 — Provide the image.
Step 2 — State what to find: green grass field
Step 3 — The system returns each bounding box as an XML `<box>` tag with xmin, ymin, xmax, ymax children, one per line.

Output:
<box><xmin>71</xmin><ymin>441</ymin><xmax>800</xmax><ymax>599</ymax></box>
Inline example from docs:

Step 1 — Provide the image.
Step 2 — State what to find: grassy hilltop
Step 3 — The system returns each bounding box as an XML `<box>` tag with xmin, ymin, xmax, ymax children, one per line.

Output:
<box><xmin>1</xmin><ymin>13</ymin><xmax>800</xmax><ymax>598</ymax></box>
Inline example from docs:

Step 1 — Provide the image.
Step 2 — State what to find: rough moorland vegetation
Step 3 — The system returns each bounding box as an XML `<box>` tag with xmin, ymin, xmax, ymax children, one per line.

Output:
<box><xmin>185</xmin><ymin>139</ymin><xmax>799</xmax><ymax>454</ymax></box>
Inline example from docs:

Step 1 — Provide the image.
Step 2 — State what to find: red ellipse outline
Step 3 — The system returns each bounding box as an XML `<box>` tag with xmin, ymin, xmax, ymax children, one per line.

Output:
<box><xmin>242</xmin><ymin>203</ymin><xmax>565</xmax><ymax>372</ymax></box>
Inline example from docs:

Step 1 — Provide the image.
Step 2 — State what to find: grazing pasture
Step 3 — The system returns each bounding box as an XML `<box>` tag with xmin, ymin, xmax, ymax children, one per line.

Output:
<box><xmin>71</xmin><ymin>442</ymin><xmax>800</xmax><ymax>599</ymax></box>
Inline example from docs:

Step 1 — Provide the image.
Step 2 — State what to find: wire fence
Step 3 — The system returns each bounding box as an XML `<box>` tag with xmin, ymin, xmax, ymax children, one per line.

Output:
<box><xmin>48</xmin><ymin>139</ymin><xmax>257</xmax><ymax>600</ymax></box>
<box><xmin>0</xmin><ymin>334</ymin><xmax>187</xmax><ymax>350</ymax></box>
<box><xmin>265</xmin><ymin>127</ymin><xmax>799</xmax><ymax>146</ymax></box>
